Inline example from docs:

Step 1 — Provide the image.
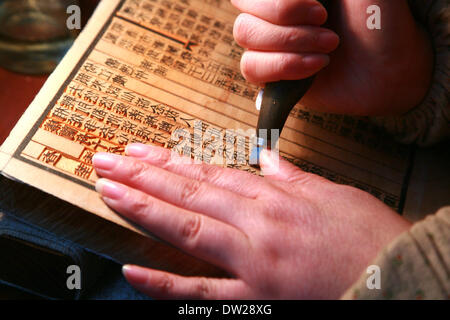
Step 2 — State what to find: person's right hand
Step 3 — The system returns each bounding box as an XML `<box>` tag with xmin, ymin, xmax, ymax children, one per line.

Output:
<box><xmin>232</xmin><ymin>0</ymin><xmax>433</xmax><ymax>116</ymax></box>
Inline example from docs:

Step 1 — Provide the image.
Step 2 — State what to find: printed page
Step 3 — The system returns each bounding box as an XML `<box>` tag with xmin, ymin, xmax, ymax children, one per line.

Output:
<box><xmin>0</xmin><ymin>0</ymin><xmax>413</xmax><ymax>235</ymax></box>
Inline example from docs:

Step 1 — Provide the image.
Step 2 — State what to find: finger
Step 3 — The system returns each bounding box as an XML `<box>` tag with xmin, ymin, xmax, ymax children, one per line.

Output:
<box><xmin>125</xmin><ymin>143</ymin><xmax>263</xmax><ymax>199</ymax></box>
<box><xmin>122</xmin><ymin>265</ymin><xmax>250</xmax><ymax>299</ymax></box>
<box><xmin>93</xmin><ymin>153</ymin><xmax>254</xmax><ymax>227</ymax></box>
<box><xmin>231</xmin><ymin>0</ymin><xmax>327</xmax><ymax>26</ymax></box>
<box><xmin>241</xmin><ymin>50</ymin><xmax>329</xmax><ymax>83</ymax></box>
<box><xmin>96</xmin><ymin>179</ymin><xmax>249</xmax><ymax>270</ymax></box>
<box><xmin>234</xmin><ymin>13</ymin><xmax>339</xmax><ymax>53</ymax></box>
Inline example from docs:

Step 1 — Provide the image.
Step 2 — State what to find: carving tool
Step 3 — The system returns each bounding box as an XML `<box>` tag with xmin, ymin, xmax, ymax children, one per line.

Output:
<box><xmin>250</xmin><ymin>0</ymin><xmax>329</xmax><ymax>165</ymax></box>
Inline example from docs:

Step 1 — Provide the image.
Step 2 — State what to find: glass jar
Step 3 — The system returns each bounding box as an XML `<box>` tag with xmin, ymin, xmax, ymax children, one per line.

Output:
<box><xmin>0</xmin><ymin>0</ymin><xmax>80</xmax><ymax>75</ymax></box>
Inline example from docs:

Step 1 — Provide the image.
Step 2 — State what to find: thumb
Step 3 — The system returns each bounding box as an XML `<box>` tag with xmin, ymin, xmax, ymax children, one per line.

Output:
<box><xmin>259</xmin><ymin>149</ymin><xmax>308</xmax><ymax>182</ymax></box>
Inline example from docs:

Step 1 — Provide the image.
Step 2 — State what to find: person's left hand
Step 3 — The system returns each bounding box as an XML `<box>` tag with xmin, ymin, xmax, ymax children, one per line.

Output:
<box><xmin>92</xmin><ymin>144</ymin><xmax>411</xmax><ymax>299</ymax></box>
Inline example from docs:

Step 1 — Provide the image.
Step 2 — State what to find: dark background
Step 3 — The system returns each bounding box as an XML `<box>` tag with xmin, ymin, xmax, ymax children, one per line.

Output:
<box><xmin>0</xmin><ymin>0</ymin><xmax>100</xmax><ymax>145</ymax></box>
<box><xmin>0</xmin><ymin>0</ymin><xmax>100</xmax><ymax>299</ymax></box>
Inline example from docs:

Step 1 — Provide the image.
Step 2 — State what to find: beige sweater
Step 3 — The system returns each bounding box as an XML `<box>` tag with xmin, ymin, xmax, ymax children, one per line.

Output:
<box><xmin>342</xmin><ymin>0</ymin><xmax>450</xmax><ymax>300</ymax></box>
<box><xmin>342</xmin><ymin>207</ymin><xmax>450</xmax><ymax>299</ymax></box>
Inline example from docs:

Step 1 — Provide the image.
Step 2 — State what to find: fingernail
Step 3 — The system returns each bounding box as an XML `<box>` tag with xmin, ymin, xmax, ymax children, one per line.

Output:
<box><xmin>260</xmin><ymin>149</ymin><xmax>274</xmax><ymax>167</ymax></box>
<box><xmin>122</xmin><ymin>265</ymin><xmax>148</xmax><ymax>286</ymax></box>
<box><xmin>259</xmin><ymin>149</ymin><xmax>280</xmax><ymax>175</ymax></box>
<box><xmin>125</xmin><ymin>143</ymin><xmax>149</xmax><ymax>158</ymax></box>
<box><xmin>95</xmin><ymin>178</ymin><xmax>126</xmax><ymax>200</ymax></box>
<box><xmin>318</xmin><ymin>31</ymin><xmax>339</xmax><ymax>51</ymax></box>
<box><xmin>92</xmin><ymin>153</ymin><xmax>117</xmax><ymax>170</ymax></box>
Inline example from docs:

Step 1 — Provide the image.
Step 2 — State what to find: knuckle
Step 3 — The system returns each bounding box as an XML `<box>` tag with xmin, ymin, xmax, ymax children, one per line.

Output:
<box><xmin>154</xmin><ymin>274</ymin><xmax>174</xmax><ymax>295</ymax></box>
<box><xmin>277</xmin><ymin>54</ymin><xmax>295</xmax><ymax>75</ymax></box>
<box><xmin>195</xmin><ymin>277</ymin><xmax>213</xmax><ymax>298</ymax></box>
<box><xmin>179</xmin><ymin>214</ymin><xmax>203</xmax><ymax>248</ymax></box>
<box><xmin>198</xmin><ymin>164</ymin><xmax>221</xmax><ymax>184</ymax></box>
<box><xmin>280</xmin><ymin>28</ymin><xmax>307</xmax><ymax>49</ymax></box>
<box><xmin>154</xmin><ymin>148</ymin><xmax>172</xmax><ymax>169</ymax></box>
<box><xmin>129</xmin><ymin>193</ymin><xmax>153</xmax><ymax>219</ymax></box>
<box><xmin>179</xmin><ymin>180</ymin><xmax>202</xmax><ymax>205</ymax></box>
<box><xmin>128</xmin><ymin>159</ymin><xmax>149</xmax><ymax>183</ymax></box>
<box><xmin>259</xmin><ymin>191</ymin><xmax>298</xmax><ymax>224</ymax></box>
<box><xmin>307</xmin><ymin>30</ymin><xmax>322</xmax><ymax>49</ymax></box>
<box><xmin>283</xmin><ymin>29</ymin><xmax>300</xmax><ymax>45</ymax></box>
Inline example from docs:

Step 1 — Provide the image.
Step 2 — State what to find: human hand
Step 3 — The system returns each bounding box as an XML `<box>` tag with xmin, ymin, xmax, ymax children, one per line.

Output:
<box><xmin>232</xmin><ymin>0</ymin><xmax>433</xmax><ymax>116</ymax></box>
<box><xmin>92</xmin><ymin>144</ymin><xmax>411</xmax><ymax>299</ymax></box>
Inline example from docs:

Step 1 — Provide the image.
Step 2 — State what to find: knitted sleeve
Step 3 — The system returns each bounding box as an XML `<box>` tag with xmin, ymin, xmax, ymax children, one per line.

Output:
<box><xmin>341</xmin><ymin>207</ymin><xmax>450</xmax><ymax>300</ymax></box>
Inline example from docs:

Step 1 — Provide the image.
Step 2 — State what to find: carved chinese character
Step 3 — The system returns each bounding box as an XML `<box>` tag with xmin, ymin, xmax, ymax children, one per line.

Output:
<box><xmin>84</xmin><ymin>119</ymin><xmax>99</xmax><ymax>132</ymax></box>
<box><xmin>105</xmin><ymin>58</ymin><xmax>121</xmax><ymax>69</ymax></box>
<box><xmin>83</xmin><ymin>62</ymin><xmax>98</xmax><ymax>74</ymax></box>
<box><xmin>43</xmin><ymin>119</ymin><xmax>62</xmax><ymax>134</ymax></box>
<box><xmin>121</xmin><ymin>120</ymin><xmax>137</xmax><ymax>134</ymax></box>
<box><xmin>106</xmin><ymin>113</ymin><xmax>122</xmax><ymax>128</ymax></box>
<box><xmin>41</xmin><ymin>149</ymin><xmax>61</xmax><ymax>164</ymax></box>
<box><xmin>81</xmin><ymin>150</ymin><xmax>95</xmax><ymax>164</ymax></box>
<box><xmin>74</xmin><ymin>163</ymin><xmax>93</xmax><ymax>179</ymax></box>
<box><xmin>129</xmin><ymin>108</ymin><xmax>145</xmax><ymax>122</ymax></box>
<box><xmin>112</xmin><ymin>74</ymin><xmax>128</xmax><ymax>86</ymax></box>
<box><xmin>53</xmin><ymin>106</ymin><xmax>71</xmax><ymax>120</ymax></box>
<box><xmin>99</xmin><ymin>125</ymin><xmax>117</xmax><ymax>140</ymax></box>
<box><xmin>76</xmin><ymin>101</ymin><xmax>93</xmax><ymax>114</ymax></box>
<box><xmin>67</xmin><ymin>113</ymin><xmax>85</xmax><ymax>128</ymax></box>
<box><xmin>113</xmin><ymin>102</ymin><xmax>130</xmax><ymax>116</ymax></box>
<box><xmin>76</xmin><ymin>132</ymin><xmax>97</xmax><ymax>147</ymax></box>
<box><xmin>59</xmin><ymin>125</ymin><xmax>78</xmax><ymax>140</ymax></box>
<box><xmin>75</xmin><ymin>73</ymin><xmax>92</xmax><ymax>85</ymax></box>
<box><xmin>140</xmin><ymin>60</ymin><xmax>154</xmax><ymax>71</ymax></box>
<box><xmin>91</xmin><ymin>108</ymin><xmax>107</xmax><ymax>122</ymax></box>
<box><xmin>158</xmin><ymin>120</ymin><xmax>174</xmax><ymax>133</ymax></box>
<box><xmin>143</xmin><ymin>114</ymin><xmax>158</xmax><ymax>128</ymax></box>
<box><xmin>136</xmin><ymin>126</ymin><xmax>152</xmax><ymax>141</ymax></box>
<box><xmin>98</xmin><ymin>96</ymin><xmax>115</xmax><ymax>109</ymax></box>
